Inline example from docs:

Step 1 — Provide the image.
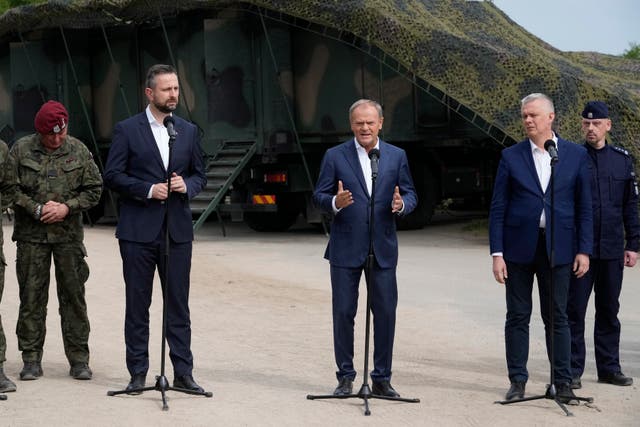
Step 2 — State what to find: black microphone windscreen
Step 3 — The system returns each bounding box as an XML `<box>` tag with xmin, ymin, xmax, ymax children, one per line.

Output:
<box><xmin>368</xmin><ymin>148</ymin><xmax>380</xmax><ymax>160</ymax></box>
<box><xmin>544</xmin><ymin>139</ymin><xmax>556</xmax><ymax>151</ymax></box>
<box><xmin>163</xmin><ymin>115</ymin><xmax>175</xmax><ymax>128</ymax></box>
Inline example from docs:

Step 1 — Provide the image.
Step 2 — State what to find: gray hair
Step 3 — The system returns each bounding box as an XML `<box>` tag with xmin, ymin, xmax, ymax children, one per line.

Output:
<box><xmin>349</xmin><ymin>99</ymin><xmax>383</xmax><ymax>119</ymax></box>
<box><xmin>521</xmin><ymin>93</ymin><xmax>555</xmax><ymax>113</ymax></box>
<box><xmin>145</xmin><ymin>64</ymin><xmax>177</xmax><ymax>89</ymax></box>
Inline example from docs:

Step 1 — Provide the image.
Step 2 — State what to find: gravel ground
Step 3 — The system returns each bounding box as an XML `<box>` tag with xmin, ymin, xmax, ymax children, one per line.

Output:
<box><xmin>0</xmin><ymin>218</ymin><xmax>637</xmax><ymax>426</ymax></box>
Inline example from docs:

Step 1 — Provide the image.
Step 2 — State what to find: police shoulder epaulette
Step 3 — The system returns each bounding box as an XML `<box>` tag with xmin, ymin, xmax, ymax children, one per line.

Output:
<box><xmin>611</xmin><ymin>145</ymin><xmax>630</xmax><ymax>156</ymax></box>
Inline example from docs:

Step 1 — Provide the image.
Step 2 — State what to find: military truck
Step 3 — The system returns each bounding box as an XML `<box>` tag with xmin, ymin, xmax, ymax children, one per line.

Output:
<box><xmin>1</xmin><ymin>1</ymin><xmax>638</xmax><ymax>231</ymax></box>
<box><xmin>0</xmin><ymin>10</ymin><xmax>495</xmax><ymax>230</ymax></box>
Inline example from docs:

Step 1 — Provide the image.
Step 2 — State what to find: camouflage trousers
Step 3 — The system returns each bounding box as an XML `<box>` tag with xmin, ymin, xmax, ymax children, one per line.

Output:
<box><xmin>0</xmin><ymin>254</ymin><xmax>6</xmax><ymax>364</ymax></box>
<box><xmin>16</xmin><ymin>241</ymin><xmax>90</xmax><ymax>365</ymax></box>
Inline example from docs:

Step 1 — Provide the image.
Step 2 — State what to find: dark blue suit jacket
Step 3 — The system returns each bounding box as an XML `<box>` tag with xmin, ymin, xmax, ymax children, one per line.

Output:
<box><xmin>313</xmin><ymin>139</ymin><xmax>417</xmax><ymax>269</ymax></box>
<box><xmin>104</xmin><ymin>112</ymin><xmax>206</xmax><ymax>243</ymax></box>
<box><xmin>489</xmin><ymin>137</ymin><xmax>593</xmax><ymax>266</ymax></box>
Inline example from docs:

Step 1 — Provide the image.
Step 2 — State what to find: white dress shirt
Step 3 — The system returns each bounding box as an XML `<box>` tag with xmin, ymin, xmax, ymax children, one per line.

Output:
<box><xmin>530</xmin><ymin>133</ymin><xmax>557</xmax><ymax>228</ymax></box>
<box><xmin>331</xmin><ymin>139</ymin><xmax>380</xmax><ymax>212</ymax></box>
<box><xmin>355</xmin><ymin>139</ymin><xmax>377</xmax><ymax>196</ymax></box>
<box><xmin>146</xmin><ymin>105</ymin><xmax>171</xmax><ymax>198</ymax></box>
<box><xmin>146</xmin><ymin>105</ymin><xmax>170</xmax><ymax>170</ymax></box>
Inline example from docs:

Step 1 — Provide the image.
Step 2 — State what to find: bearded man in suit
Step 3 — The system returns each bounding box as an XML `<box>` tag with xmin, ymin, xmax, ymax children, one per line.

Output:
<box><xmin>104</xmin><ymin>64</ymin><xmax>207</xmax><ymax>394</ymax></box>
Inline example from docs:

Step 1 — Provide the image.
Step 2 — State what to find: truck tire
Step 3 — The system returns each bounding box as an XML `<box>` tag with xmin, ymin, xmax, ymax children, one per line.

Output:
<box><xmin>244</xmin><ymin>194</ymin><xmax>301</xmax><ymax>232</ymax></box>
<box><xmin>396</xmin><ymin>165</ymin><xmax>436</xmax><ymax>230</ymax></box>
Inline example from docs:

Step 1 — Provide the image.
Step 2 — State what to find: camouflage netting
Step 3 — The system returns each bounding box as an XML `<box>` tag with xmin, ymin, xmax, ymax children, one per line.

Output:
<box><xmin>1</xmin><ymin>0</ymin><xmax>639</xmax><ymax>160</ymax></box>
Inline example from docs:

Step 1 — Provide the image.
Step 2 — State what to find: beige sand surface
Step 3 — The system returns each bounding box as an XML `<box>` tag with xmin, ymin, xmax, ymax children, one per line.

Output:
<box><xmin>0</xmin><ymin>220</ymin><xmax>637</xmax><ymax>426</ymax></box>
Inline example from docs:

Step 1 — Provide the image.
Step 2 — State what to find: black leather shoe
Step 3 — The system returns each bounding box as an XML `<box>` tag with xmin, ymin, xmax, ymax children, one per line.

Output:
<box><xmin>505</xmin><ymin>381</ymin><xmax>525</xmax><ymax>400</ymax></box>
<box><xmin>372</xmin><ymin>380</ymin><xmax>400</xmax><ymax>397</ymax></box>
<box><xmin>598</xmin><ymin>371</ymin><xmax>633</xmax><ymax>386</ymax></box>
<box><xmin>570</xmin><ymin>376</ymin><xmax>582</xmax><ymax>389</ymax></box>
<box><xmin>333</xmin><ymin>377</ymin><xmax>353</xmax><ymax>396</ymax></box>
<box><xmin>173</xmin><ymin>375</ymin><xmax>205</xmax><ymax>393</ymax></box>
<box><xmin>555</xmin><ymin>383</ymin><xmax>579</xmax><ymax>405</ymax></box>
<box><xmin>125</xmin><ymin>373</ymin><xmax>146</xmax><ymax>395</ymax></box>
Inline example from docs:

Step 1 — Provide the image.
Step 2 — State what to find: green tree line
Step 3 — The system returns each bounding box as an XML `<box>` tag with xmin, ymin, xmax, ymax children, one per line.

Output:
<box><xmin>623</xmin><ymin>42</ymin><xmax>640</xmax><ymax>60</ymax></box>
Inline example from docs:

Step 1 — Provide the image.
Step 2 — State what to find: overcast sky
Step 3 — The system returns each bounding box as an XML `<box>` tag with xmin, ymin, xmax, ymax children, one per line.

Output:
<box><xmin>490</xmin><ymin>0</ymin><xmax>640</xmax><ymax>56</ymax></box>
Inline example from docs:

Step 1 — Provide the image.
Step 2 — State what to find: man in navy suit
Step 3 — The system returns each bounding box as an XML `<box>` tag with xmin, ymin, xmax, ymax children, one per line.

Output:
<box><xmin>313</xmin><ymin>99</ymin><xmax>417</xmax><ymax>397</ymax></box>
<box><xmin>104</xmin><ymin>64</ymin><xmax>207</xmax><ymax>394</ymax></box>
<box><xmin>489</xmin><ymin>93</ymin><xmax>593</xmax><ymax>403</ymax></box>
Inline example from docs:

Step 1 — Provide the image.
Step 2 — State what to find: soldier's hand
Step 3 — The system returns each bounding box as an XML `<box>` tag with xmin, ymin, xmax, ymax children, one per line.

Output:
<box><xmin>170</xmin><ymin>172</ymin><xmax>187</xmax><ymax>193</ymax></box>
<box><xmin>335</xmin><ymin>180</ymin><xmax>353</xmax><ymax>209</ymax></box>
<box><xmin>391</xmin><ymin>186</ymin><xmax>404</xmax><ymax>213</ymax></box>
<box><xmin>151</xmin><ymin>182</ymin><xmax>169</xmax><ymax>200</ymax></box>
<box><xmin>40</xmin><ymin>201</ymin><xmax>69</xmax><ymax>224</ymax></box>
<box><xmin>624</xmin><ymin>250</ymin><xmax>637</xmax><ymax>267</ymax></box>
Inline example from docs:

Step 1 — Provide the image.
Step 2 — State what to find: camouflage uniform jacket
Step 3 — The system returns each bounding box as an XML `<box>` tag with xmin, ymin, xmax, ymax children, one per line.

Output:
<box><xmin>0</xmin><ymin>140</ymin><xmax>16</xmax><ymax>250</ymax></box>
<box><xmin>10</xmin><ymin>133</ymin><xmax>102</xmax><ymax>243</ymax></box>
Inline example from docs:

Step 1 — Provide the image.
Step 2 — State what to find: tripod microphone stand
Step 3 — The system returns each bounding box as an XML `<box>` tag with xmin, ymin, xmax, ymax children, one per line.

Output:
<box><xmin>496</xmin><ymin>142</ymin><xmax>593</xmax><ymax>416</ymax></box>
<box><xmin>108</xmin><ymin>116</ymin><xmax>212</xmax><ymax>410</ymax></box>
<box><xmin>307</xmin><ymin>149</ymin><xmax>420</xmax><ymax>415</ymax></box>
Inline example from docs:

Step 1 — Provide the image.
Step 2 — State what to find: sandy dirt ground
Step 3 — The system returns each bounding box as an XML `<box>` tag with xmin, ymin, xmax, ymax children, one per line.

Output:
<box><xmin>0</xmin><ymin>217</ymin><xmax>638</xmax><ymax>426</ymax></box>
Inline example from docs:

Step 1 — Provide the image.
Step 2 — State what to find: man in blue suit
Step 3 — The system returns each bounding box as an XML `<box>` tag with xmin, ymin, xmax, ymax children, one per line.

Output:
<box><xmin>313</xmin><ymin>99</ymin><xmax>417</xmax><ymax>397</ymax></box>
<box><xmin>104</xmin><ymin>64</ymin><xmax>207</xmax><ymax>394</ymax></box>
<box><xmin>489</xmin><ymin>93</ymin><xmax>593</xmax><ymax>403</ymax></box>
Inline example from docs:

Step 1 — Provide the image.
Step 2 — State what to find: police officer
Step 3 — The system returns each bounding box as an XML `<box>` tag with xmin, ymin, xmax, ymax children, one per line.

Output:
<box><xmin>0</xmin><ymin>139</ymin><xmax>16</xmax><ymax>393</ymax></box>
<box><xmin>10</xmin><ymin>101</ymin><xmax>102</xmax><ymax>381</ymax></box>
<box><xmin>568</xmin><ymin>101</ymin><xmax>640</xmax><ymax>389</ymax></box>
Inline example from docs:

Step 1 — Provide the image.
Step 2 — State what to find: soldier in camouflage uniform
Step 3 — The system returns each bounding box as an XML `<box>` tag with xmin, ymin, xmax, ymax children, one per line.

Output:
<box><xmin>10</xmin><ymin>101</ymin><xmax>102</xmax><ymax>381</ymax></box>
<box><xmin>0</xmin><ymin>140</ymin><xmax>16</xmax><ymax>393</ymax></box>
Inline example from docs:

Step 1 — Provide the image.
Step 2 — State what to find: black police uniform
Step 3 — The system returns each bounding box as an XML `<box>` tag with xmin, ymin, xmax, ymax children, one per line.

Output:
<box><xmin>568</xmin><ymin>142</ymin><xmax>640</xmax><ymax>379</ymax></box>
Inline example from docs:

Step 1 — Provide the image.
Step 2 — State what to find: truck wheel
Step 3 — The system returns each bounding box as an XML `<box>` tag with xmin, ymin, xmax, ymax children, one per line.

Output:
<box><xmin>245</xmin><ymin>194</ymin><xmax>301</xmax><ymax>232</ymax></box>
<box><xmin>395</xmin><ymin>198</ymin><xmax>428</xmax><ymax>230</ymax></box>
<box><xmin>396</xmin><ymin>166</ymin><xmax>436</xmax><ymax>230</ymax></box>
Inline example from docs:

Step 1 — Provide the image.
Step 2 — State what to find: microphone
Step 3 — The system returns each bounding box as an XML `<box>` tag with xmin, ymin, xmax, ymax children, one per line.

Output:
<box><xmin>544</xmin><ymin>139</ymin><xmax>558</xmax><ymax>164</ymax></box>
<box><xmin>163</xmin><ymin>115</ymin><xmax>177</xmax><ymax>139</ymax></box>
<box><xmin>368</xmin><ymin>148</ymin><xmax>380</xmax><ymax>178</ymax></box>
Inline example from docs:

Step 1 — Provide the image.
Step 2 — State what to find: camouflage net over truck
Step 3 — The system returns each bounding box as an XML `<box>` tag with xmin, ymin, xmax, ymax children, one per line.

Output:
<box><xmin>1</xmin><ymin>0</ymin><xmax>639</xmax><ymax>160</ymax></box>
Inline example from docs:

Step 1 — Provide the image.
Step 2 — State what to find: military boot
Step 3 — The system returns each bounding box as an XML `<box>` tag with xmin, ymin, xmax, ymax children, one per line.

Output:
<box><xmin>0</xmin><ymin>365</ymin><xmax>17</xmax><ymax>392</ymax></box>
<box><xmin>19</xmin><ymin>361</ymin><xmax>43</xmax><ymax>380</ymax></box>
<box><xmin>70</xmin><ymin>362</ymin><xmax>92</xmax><ymax>380</ymax></box>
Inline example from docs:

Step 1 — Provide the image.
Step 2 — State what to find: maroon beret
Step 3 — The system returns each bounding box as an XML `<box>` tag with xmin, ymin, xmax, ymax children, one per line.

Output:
<box><xmin>34</xmin><ymin>101</ymin><xmax>68</xmax><ymax>134</ymax></box>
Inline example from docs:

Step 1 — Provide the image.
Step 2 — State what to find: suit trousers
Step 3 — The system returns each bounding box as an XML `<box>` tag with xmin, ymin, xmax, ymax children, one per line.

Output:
<box><xmin>330</xmin><ymin>261</ymin><xmax>397</xmax><ymax>383</ymax></box>
<box><xmin>568</xmin><ymin>258</ymin><xmax>623</xmax><ymax>378</ymax></box>
<box><xmin>505</xmin><ymin>229</ymin><xmax>572</xmax><ymax>385</ymax></box>
<box><xmin>119</xmin><ymin>230</ymin><xmax>194</xmax><ymax>378</ymax></box>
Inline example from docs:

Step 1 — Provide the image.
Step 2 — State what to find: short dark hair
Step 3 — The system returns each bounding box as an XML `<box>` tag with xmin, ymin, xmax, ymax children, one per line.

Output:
<box><xmin>145</xmin><ymin>64</ymin><xmax>177</xmax><ymax>89</ymax></box>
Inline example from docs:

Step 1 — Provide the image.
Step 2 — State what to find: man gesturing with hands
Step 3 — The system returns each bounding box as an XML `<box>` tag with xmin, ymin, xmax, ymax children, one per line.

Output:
<box><xmin>313</xmin><ymin>99</ymin><xmax>417</xmax><ymax>398</ymax></box>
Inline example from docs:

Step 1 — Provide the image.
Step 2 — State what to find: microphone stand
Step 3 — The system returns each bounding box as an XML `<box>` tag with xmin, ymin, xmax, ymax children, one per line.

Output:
<box><xmin>108</xmin><ymin>120</ymin><xmax>212</xmax><ymax>410</ymax></box>
<box><xmin>307</xmin><ymin>153</ymin><xmax>420</xmax><ymax>415</ymax></box>
<box><xmin>495</xmin><ymin>154</ymin><xmax>592</xmax><ymax>416</ymax></box>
